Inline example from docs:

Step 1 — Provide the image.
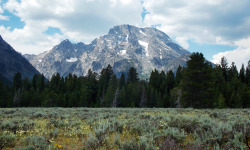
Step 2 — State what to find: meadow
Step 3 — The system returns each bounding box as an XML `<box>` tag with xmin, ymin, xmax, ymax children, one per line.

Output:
<box><xmin>0</xmin><ymin>108</ymin><xmax>249</xmax><ymax>150</ymax></box>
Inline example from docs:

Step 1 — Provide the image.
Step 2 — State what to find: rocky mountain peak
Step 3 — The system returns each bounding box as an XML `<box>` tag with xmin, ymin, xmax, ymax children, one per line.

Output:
<box><xmin>57</xmin><ymin>39</ymin><xmax>72</xmax><ymax>47</ymax></box>
<box><xmin>108</xmin><ymin>24</ymin><xmax>132</xmax><ymax>34</ymax></box>
<box><xmin>25</xmin><ymin>25</ymin><xmax>190</xmax><ymax>79</ymax></box>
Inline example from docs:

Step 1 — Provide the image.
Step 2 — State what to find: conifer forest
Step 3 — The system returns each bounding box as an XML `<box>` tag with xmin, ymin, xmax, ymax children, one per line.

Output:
<box><xmin>0</xmin><ymin>53</ymin><xmax>249</xmax><ymax>108</ymax></box>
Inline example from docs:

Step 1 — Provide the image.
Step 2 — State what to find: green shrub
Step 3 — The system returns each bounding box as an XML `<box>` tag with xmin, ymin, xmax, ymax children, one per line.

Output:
<box><xmin>24</xmin><ymin>136</ymin><xmax>49</xmax><ymax>150</ymax></box>
<box><xmin>32</xmin><ymin>112</ymin><xmax>46</xmax><ymax>118</ymax></box>
<box><xmin>85</xmin><ymin>133</ymin><xmax>99</xmax><ymax>150</ymax></box>
<box><xmin>0</xmin><ymin>134</ymin><xmax>16</xmax><ymax>149</ymax></box>
<box><xmin>120</xmin><ymin>138</ymin><xmax>139</xmax><ymax>150</ymax></box>
<box><xmin>21</xmin><ymin>145</ymin><xmax>36</xmax><ymax>150</ymax></box>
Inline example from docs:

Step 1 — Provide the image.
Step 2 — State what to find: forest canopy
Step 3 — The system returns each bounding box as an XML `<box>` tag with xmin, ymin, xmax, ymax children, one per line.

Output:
<box><xmin>0</xmin><ymin>52</ymin><xmax>249</xmax><ymax>108</ymax></box>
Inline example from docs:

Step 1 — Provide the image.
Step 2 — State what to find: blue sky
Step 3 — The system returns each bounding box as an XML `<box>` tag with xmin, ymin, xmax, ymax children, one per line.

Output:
<box><xmin>0</xmin><ymin>0</ymin><xmax>250</xmax><ymax>69</ymax></box>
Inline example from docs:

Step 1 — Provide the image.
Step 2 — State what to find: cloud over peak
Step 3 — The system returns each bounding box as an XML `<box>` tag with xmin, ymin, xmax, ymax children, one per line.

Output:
<box><xmin>1</xmin><ymin>0</ymin><xmax>142</xmax><ymax>54</ymax></box>
<box><xmin>0</xmin><ymin>0</ymin><xmax>249</xmax><ymax>68</ymax></box>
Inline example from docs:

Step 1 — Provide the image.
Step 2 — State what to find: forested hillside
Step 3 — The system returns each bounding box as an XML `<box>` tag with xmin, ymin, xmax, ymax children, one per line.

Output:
<box><xmin>0</xmin><ymin>53</ymin><xmax>249</xmax><ymax>108</ymax></box>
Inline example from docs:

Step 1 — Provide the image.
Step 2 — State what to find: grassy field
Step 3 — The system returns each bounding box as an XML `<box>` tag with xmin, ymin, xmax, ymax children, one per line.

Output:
<box><xmin>0</xmin><ymin>108</ymin><xmax>249</xmax><ymax>150</ymax></box>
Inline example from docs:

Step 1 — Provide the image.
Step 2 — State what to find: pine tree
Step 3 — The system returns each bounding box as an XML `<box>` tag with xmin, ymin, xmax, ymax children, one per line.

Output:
<box><xmin>162</xmin><ymin>90</ymin><xmax>170</xmax><ymax>107</ymax></box>
<box><xmin>127</xmin><ymin>67</ymin><xmax>138</xmax><ymax>83</ymax></box>
<box><xmin>13</xmin><ymin>72</ymin><xmax>22</xmax><ymax>106</ymax></box>
<box><xmin>0</xmin><ymin>80</ymin><xmax>12</xmax><ymax>107</ymax></box>
<box><xmin>220</xmin><ymin>57</ymin><xmax>229</xmax><ymax>82</ymax></box>
<box><xmin>132</xmin><ymin>82</ymin><xmax>143</xmax><ymax>107</ymax></box>
<box><xmin>228</xmin><ymin>62</ymin><xmax>238</xmax><ymax>82</ymax></box>
<box><xmin>102</xmin><ymin>74</ymin><xmax>118</xmax><ymax>107</ymax></box>
<box><xmin>213</xmin><ymin>65</ymin><xmax>227</xmax><ymax>106</ymax></box>
<box><xmin>97</xmin><ymin>64</ymin><xmax>114</xmax><ymax>104</ymax></box>
<box><xmin>181</xmin><ymin>52</ymin><xmax>216</xmax><ymax>108</ymax></box>
<box><xmin>118</xmin><ymin>86</ymin><xmax>127</xmax><ymax>107</ymax></box>
<box><xmin>241</xmin><ymin>85</ymin><xmax>250</xmax><ymax>108</ymax></box>
<box><xmin>85</xmin><ymin>69</ymin><xmax>98</xmax><ymax>107</ymax></box>
<box><xmin>165</xmin><ymin>70</ymin><xmax>175</xmax><ymax>95</ymax></box>
<box><xmin>148</xmin><ymin>88</ymin><xmax>157</xmax><ymax>107</ymax></box>
<box><xmin>169</xmin><ymin>87</ymin><xmax>182</xmax><ymax>108</ymax></box>
<box><xmin>119</xmin><ymin>73</ymin><xmax>125</xmax><ymax>90</ymax></box>
<box><xmin>22</xmin><ymin>78</ymin><xmax>31</xmax><ymax>91</ymax></box>
<box><xmin>156</xmin><ymin>90</ymin><xmax>163</xmax><ymax>107</ymax></box>
<box><xmin>125</xmin><ymin>81</ymin><xmax>142</xmax><ymax>107</ymax></box>
<box><xmin>174</xmin><ymin>65</ymin><xmax>183</xmax><ymax>86</ymax></box>
<box><xmin>139</xmin><ymin>85</ymin><xmax>147</xmax><ymax>107</ymax></box>
<box><xmin>227</xmin><ymin>75</ymin><xmax>243</xmax><ymax>108</ymax></box>
<box><xmin>218</xmin><ymin>94</ymin><xmax>226</xmax><ymax>108</ymax></box>
<box><xmin>239</xmin><ymin>64</ymin><xmax>245</xmax><ymax>83</ymax></box>
<box><xmin>112</xmin><ymin>89</ymin><xmax>119</xmax><ymax>108</ymax></box>
<box><xmin>13</xmin><ymin>72</ymin><xmax>22</xmax><ymax>91</ymax></box>
<box><xmin>246</xmin><ymin>60</ymin><xmax>250</xmax><ymax>86</ymax></box>
<box><xmin>57</xmin><ymin>92</ymin><xmax>66</xmax><ymax>107</ymax></box>
<box><xmin>230</xmin><ymin>91</ymin><xmax>241</xmax><ymax>108</ymax></box>
<box><xmin>49</xmin><ymin>73</ymin><xmax>61</xmax><ymax>94</ymax></box>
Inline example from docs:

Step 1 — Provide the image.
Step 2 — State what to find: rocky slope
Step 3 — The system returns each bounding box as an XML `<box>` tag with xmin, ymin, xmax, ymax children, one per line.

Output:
<box><xmin>0</xmin><ymin>35</ymin><xmax>40</xmax><ymax>81</ymax></box>
<box><xmin>25</xmin><ymin>25</ymin><xmax>190</xmax><ymax>79</ymax></box>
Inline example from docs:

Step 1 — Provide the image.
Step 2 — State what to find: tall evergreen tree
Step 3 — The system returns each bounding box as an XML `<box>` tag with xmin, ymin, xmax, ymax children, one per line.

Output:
<box><xmin>228</xmin><ymin>62</ymin><xmax>238</xmax><ymax>82</ymax></box>
<box><xmin>127</xmin><ymin>67</ymin><xmax>138</xmax><ymax>83</ymax></box>
<box><xmin>246</xmin><ymin>60</ymin><xmax>250</xmax><ymax>86</ymax></box>
<box><xmin>181</xmin><ymin>52</ymin><xmax>216</xmax><ymax>108</ymax></box>
<box><xmin>241</xmin><ymin>85</ymin><xmax>250</xmax><ymax>108</ymax></box>
<box><xmin>49</xmin><ymin>73</ymin><xmax>61</xmax><ymax>93</ymax></box>
<box><xmin>13</xmin><ymin>72</ymin><xmax>22</xmax><ymax>106</ymax></box>
<box><xmin>227</xmin><ymin>75</ymin><xmax>243</xmax><ymax>107</ymax></box>
<box><xmin>149</xmin><ymin>69</ymin><xmax>160</xmax><ymax>90</ymax></box>
<box><xmin>118</xmin><ymin>86</ymin><xmax>127</xmax><ymax>107</ymax></box>
<box><xmin>174</xmin><ymin>65</ymin><xmax>183</xmax><ymax>86</ymax></box>
<box><xmin>220</xmin><ymin>57</ymin><xmax>229</xmax><ymax>82</ymax></box>
<box><xmin>239</xmin><ymin>64</ymin><xmax>245</xmax><ymax>83</ymax></box>
<box><xmin>97</xmin><ymin>64</ymin><xmax>114</xmax><ymax>104</ymax></box>
<box><xmin>119</xmin><ymin>72</ymin><xmax>126</xmax><ymax>89</ymax></box>
<box><xmin>32</xmin><ymin>74</ymin><xmax>38</xmax><ymax>90</ymax></box>
<box><xmin>139</xmin><ymin>83</ymin><xmax>147</xmax><ymax>107</ymax></box>
<box><xmin>213</xmin><ymin>66</ymin><xmax>226</xmax><ymax>100</ymax></box>
<box><xmin>102</xmin><ymin>74</ymin><xmax>118</xmax><ymax>107</ymax></box>
<box><xmin>165</xmin><ymin>70</ymin><xmax>175</xmax><ymax>95</ymax></box>
<box><xmin>0</xmin><ymin>80</ymin><xmax>12</xmax><ymax>107</ymax></box>
<box><xmin>13</xmin><ymin>72</ymin><xmax>22</xmax><ymax>91</ymax></box>
<box><xmin>84</xmin><ymin>69</ymin><xmax>98</xmax><ymax>107</ymax></box>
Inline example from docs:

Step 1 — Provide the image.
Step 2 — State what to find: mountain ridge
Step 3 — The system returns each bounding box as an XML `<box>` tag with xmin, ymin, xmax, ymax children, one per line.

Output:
<box><xmin>0</xmin><ymin>35</ymin><xmax>40</xmax><ymax>81</ymax></box>
<box><xmin>25</xmin><ymin>25</ymin><xmax>190</xmax><ymax>79</ymax></box>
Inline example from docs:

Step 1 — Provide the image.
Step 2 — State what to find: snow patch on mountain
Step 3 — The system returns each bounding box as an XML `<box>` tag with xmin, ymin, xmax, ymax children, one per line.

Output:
<box><xmin>138</xmin><ymin>40</ymin><xmax>149</xmax><ymax>57</ymax></box>
<box><xmin>118</xmin><ymin>50</ymin><xmax>127</xmax><ymax>55</ymax></box>
<box><xmin>66</xmin><ymin>57</ymin><xmax>78</xmax><ymax>62</ymax></box>
<box><xmin>140</xmin><ymin>30</ymin><xmax>147</xmax><ymax>36</ymax></box>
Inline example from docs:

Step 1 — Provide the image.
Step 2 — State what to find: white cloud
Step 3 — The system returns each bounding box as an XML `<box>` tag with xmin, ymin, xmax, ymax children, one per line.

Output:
<box><xmin>3</xmin><ymin>0</ymin><xmax>20</xmax><ymax>14</ymax></box>
<box><xmin>0</xmin><ymin>4</ymin><xmax>8</xmax><ymax>20</ymax></box>
<box><xmin>212</xmin><ymin>37</ymin><xmax>250</xmax><ymax>69</ymax></box>
<box><xmin>142</xmin><ymin>0</ymin><xmax>250</xmax><ymax>45</ymax></box>
<box><xmin>0</xmin><ymin>25</ymin><xmax>64</xmax><ymax>54</ymax></box>
<box><xmin>0</xmin><ymin>15</ymin><xmax>8</xmax><ymax>20</ymax></box>
<box><xmin>1</xmin><ymin>0</ymin><xmax>142</xmax><ymax>54</ymax></box>
<box><xmin>175</xmin><ymin>37</ymin><xmax>189</xmax><ymax>49</ymax></box>
<box><xmin>141</xmin><ymin>0</ymin><xmax>250</xmax><ymax>68</ymax></box>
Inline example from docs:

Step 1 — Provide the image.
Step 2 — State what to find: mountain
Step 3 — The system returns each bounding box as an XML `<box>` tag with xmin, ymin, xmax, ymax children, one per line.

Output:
<box><xmin>25</xmin><ymin>25</ymin><xmax>190</xmax><ymax>79</ymax></box>
<box><xmin>0</xmin><ymin>35</ymin><xmax>40</xmax><ymax>81</ymax></box>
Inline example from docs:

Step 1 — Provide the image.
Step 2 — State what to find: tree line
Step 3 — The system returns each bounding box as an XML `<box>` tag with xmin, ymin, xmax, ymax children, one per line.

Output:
<box><xmin>0</xmin><ymin>52</ymin><xmax>249</xmax><ymax>108</ymax></box>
